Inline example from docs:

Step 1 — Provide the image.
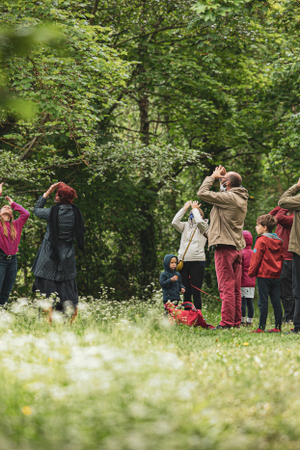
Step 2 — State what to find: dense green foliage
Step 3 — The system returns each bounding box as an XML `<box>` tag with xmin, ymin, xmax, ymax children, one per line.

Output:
<box><xmin>1</xmin><ymin>0</ymin><xmax>300</xmax><ymax>298</ymax></box>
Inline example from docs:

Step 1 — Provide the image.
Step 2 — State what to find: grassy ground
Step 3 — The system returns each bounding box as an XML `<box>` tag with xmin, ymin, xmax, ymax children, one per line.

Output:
<box><xmin>0</xmin><ymin>294</ymin><xmax>299</xmax><ymax>450</ymax></box>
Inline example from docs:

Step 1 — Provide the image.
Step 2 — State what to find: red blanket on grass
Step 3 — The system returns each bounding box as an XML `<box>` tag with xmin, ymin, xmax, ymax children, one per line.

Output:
<box><xmin>165</xmin><ymin>302</ymin><xmax>214</xmax><ymax>328</ymax></box>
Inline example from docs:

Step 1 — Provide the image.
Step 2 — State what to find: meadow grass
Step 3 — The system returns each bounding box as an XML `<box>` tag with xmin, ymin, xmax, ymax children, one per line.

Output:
<box><xmin>0</xmin><ymin>294</ymin><xmax>299</xmax><ymax>450</ymax></box>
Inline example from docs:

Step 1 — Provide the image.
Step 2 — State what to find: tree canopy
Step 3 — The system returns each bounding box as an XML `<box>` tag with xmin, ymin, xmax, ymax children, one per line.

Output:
<box><xmin>1</xmin><ymin>0</ymin><xmax>300</xmax><ymax>299</ymax></box>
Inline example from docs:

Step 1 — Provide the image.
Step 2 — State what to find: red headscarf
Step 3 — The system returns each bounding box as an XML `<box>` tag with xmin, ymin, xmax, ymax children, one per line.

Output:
<box><xmin>57</xmin><ymin>184</ymin><xmax>77</xmax><ymax>204</ymax></box>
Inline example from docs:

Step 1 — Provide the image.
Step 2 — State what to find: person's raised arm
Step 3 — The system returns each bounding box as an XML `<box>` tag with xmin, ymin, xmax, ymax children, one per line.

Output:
<box><xmin>275</xmin><ymin>208</ymin><xmax>294</xmax><ymax>228</ymax></box>
<box><xmin>278</xmin><ymin>180</ymin><xmax>300</xmax><ymax>210</ymax></box>
<box><xmin>6</xmin><ymin>196</ymin><xmax>30</xmax><ymax>226</ymax></box>
<box><xmin>197</xmin><ymin>166</ymin><xmax>238</xmax><ymax>207</ymax></box>
<box><xmin>269</xmin><ymin>206</ymin><xmax>281</xmax><ymax>216</ymax></box>
<box><xmin>191</xmin><ymin>202</ymin><xmax>209</xmax><ymax>234</ymax></box>
<box><xmin>171</xmin><ymin>200</ymin><xmax>192</xmax><ymax>233</ymax></box>
<box><xmin>34</xmin><ymin>182</ymin><xmax>62</xmax><ymax>221</ymax></box>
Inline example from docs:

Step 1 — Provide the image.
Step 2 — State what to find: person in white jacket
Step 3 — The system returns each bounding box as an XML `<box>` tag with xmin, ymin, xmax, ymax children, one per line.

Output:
<box><xmin>172</xmin><ymin>200</ymin><xmax>209</xmax><ymax>309</ymax></box>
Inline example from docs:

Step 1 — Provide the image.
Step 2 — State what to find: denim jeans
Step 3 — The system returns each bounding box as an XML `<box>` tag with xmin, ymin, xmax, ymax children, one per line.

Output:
<box><xmin>257</xmin><ymin>277</ymin><xmax>282</xmax><ymax>330</ymax></box>
<box><xmin>0</xmin><ymin>256</ymin><xmax>18</xmax><ymax>305</ymax></box>
<box><xmin>241</xmin><ymin>297</ymin><xmax>254</xmax><ymax>319</ymax></box>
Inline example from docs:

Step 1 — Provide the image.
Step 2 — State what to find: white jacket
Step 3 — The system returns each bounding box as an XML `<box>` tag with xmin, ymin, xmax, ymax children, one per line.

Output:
<box><xmin>172</xmin><ymin>207</ymin><xmax>209</xmax><ymax>262</ymax></box>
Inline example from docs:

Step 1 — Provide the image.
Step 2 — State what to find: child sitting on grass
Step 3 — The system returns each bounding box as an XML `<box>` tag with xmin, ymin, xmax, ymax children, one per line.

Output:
<box><xmin>248</xmin><ymin>214</ymin><xmax>283</xmax><ymax>333</ymax></box>
<box><xmin>159</xmin><ymin>254</ymin><xmax>185</xmax><ymax>308</ymax></box>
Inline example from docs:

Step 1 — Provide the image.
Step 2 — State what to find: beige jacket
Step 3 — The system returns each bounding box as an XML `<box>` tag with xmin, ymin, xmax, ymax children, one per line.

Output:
<box><xmin>197</xmin><ymin>176</ymin><xmax>248</xmax><ymax>251</ymax></box>
<box><xmin>278</xmin><ymin>184</ymin><xmax>300</xmax><ymax>256</ymax></box>
<box><xmin>172</xmin><ymin>207</ymin><xmax>208</xmax><ymax>261</ymax></box>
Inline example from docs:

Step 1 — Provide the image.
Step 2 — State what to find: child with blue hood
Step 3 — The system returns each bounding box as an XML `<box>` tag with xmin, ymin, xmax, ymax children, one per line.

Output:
<box><xmin>159</xmin><ymin>253</ymin><xmax>185</xmax><ymax>305</ymax></box>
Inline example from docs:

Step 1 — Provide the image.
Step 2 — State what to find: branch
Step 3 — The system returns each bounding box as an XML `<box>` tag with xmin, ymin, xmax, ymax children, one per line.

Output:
<box><xmin>18</xmin><ymin>113</ymin><xmax>50</xmax><ymax>161</ymax></box>
<box><xmin>89</xmin><ymin>0</ymin><xmax>100</xmax><ymax>25</ymax></box>
<box><xmin>112</xmin><ymin>24</ymin><xmax>187</xmax><ymax>48</ymax></box>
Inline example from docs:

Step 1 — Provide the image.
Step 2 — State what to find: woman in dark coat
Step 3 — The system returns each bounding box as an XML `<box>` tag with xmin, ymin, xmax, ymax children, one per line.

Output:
<box><xmin>32</xmin><ymin>182</ymin><xmax>85</xmax><ymax>315</ymax></box>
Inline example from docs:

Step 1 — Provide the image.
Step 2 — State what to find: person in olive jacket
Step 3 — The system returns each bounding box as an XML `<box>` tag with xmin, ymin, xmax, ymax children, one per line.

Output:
<box><xmin>159</xmin><ymin>254</ymin><xmax>185</xmax><ymax>306</ymax></box>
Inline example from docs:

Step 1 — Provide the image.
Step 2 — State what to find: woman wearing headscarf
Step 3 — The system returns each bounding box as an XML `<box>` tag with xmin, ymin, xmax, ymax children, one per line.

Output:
<box><xmin>0</xmin><ymin>182</ymin><xmax>30</xmax><ymax>306</ymax></box>
<box><xmin>32</xmin><ymin>182</ymin><xmax>85</xmax><ymax>315</ymax></box>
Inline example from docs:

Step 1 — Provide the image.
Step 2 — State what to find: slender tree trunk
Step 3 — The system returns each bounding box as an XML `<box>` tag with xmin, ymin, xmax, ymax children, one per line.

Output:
<box><xmin>136</xmin><ymin>59</ymin><xmax>157</xmax><ymax>294</ymax></box>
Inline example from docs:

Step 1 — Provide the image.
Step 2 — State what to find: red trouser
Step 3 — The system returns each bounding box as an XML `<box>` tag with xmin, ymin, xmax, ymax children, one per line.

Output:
<box><xmin>215</xmin><ymin>246</ymin><xmax>243</xmax><ymax>327</ymax></box>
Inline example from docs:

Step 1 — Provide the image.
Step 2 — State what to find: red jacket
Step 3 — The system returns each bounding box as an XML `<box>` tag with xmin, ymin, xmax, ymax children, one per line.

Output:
<box><xmin>269</xmin><ymin>206</ymin><xmax>294</xmax><ymax>260</ymax></box>
<box><xmin>241</xmin><ymin>230</ymin><xmax>256</xmax><ymax>288</ymax></box>
<box><xmin>248</xmin><ymin>234</ymin><xmax>283</xmax><ymax>279</ymax></box>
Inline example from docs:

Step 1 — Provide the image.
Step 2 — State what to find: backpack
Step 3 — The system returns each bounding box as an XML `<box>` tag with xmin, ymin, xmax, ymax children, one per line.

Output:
<box><xmin>165</xmin><ymin>301</ymin><xmax>214</xmax><ymax>328</ymax></box>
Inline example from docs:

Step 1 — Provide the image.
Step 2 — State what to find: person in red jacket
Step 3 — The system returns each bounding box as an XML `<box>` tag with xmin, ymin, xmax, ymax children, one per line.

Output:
<box><xmin>241</xmin><ymin>230</ymin><xmax>256</xmax><ymax>326</ymax></box>
<box><xmin>248</xmin><ymin>214</ymin><xmax>283</xmax><ymax>333</ymax></box>
<box><xmin>269</xmin><ymin>206</ymin><xmax>294</xmax><ymax>323</ymax></box>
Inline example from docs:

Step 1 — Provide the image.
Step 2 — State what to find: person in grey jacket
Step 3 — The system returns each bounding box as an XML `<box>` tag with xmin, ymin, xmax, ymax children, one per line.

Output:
<box><xmin>172</xmin><ymin>200</ymin><xmax>208</xmax><ymax>310</ymax></box>
<box><xmin>32</xmin><ymin>182</ymin><xmax>85</xmax><ymax>316</ymax></box>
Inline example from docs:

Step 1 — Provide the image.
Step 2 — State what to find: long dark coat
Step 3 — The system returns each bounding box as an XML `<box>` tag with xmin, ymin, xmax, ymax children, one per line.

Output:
<box><xmin>31</xmin><ymin>196</ymin><xmax>78</xmax><ymax>282</ymax></box>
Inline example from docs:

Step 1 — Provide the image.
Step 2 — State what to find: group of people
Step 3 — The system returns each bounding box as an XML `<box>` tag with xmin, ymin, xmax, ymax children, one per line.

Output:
<box><xmin>1</xmin><ymin>167</ymin><xmax>300</xmax><ymax>332</ymax></box>
<box><xmin>160</xmin><ymin>165</ymin><xmax>300</xmax><ymax>334</ymax></box>
<box><xmin>0</xmin><ymin>182</ymin><xmax>85</xmax><ymax>317</ymax></box>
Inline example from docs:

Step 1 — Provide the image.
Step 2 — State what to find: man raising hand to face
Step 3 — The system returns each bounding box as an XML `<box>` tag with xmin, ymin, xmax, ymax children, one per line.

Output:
<box><xmin>197</xmin><ymin>165</ymin><xmax>248</xmax><ymax>329</ymax></box>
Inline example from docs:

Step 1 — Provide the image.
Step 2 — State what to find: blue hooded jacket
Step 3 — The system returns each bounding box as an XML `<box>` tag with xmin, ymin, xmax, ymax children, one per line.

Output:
<box><xmin>159</xmin><ymin>253</ymin><xmax>185</xmax><ymax>303</ymax></box>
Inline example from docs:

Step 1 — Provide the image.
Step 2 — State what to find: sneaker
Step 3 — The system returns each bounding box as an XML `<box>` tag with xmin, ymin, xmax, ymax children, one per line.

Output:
<box><xmin>266</xmin><ymin>328</ymin><xmax>281</xmax><ymax>333</ymax></box>
<box><xmin>251</xmin><ymin>328</ymin><xmax>264</xmax><ymax>333</ymax></box>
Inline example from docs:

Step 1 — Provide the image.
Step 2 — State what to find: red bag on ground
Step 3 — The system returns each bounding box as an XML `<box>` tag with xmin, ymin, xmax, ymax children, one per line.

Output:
<box><xmin>165</xmin><ymin>302</ymin><xmax>214</xmax><ymax>328</ymax></box>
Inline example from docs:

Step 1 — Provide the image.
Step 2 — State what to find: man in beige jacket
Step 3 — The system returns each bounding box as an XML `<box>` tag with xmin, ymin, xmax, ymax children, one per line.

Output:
<box><xmin>278</xmin><ymin>179</ymin><xmax>300</xmax><ymax>333</ymax></box>
<box><xmin>197</xmin><ymin>165</ymin><xmax>248</xmax><ymax>328</ymax></box>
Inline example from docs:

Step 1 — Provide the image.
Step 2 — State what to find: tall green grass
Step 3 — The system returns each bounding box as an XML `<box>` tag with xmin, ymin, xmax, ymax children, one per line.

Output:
<box><xmin>0</xmin><ymin>294</ymin><xmax>299</xmax><ymax>449</ymax></box>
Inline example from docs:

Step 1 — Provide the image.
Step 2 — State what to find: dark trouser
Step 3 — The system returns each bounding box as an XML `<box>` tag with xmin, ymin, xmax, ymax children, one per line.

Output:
<box><xmin>0</xmin><ymin>256</ymin><xmax>18</xmax><ymax>305</ymax></box>
<box><xmin>257</xmin><ymin>277</ymin><xmax>282</xmax><ymax>330</ymax></box>
<box><xmin>292</xmin><ymin>253</ymin><xmax>300</xmax><ymax>328</ymax></box>
<box><xmin>280</xmin><ymin>259</ymin><xmax>294</xmax><ymax>322</ymax></box>
<box><xmin>241</xmin><ymin>297</ymin><xmax>254</xmax><ymax>319</ymax></box>
<box><xmin>180</xmin><ymin>261</ymin><xmax>205</xmax><ymax>310</ymax></box>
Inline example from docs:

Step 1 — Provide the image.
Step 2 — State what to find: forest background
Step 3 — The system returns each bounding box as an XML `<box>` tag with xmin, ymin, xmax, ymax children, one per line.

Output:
<box><xmin>0</xmin><ymin>0</ymin><xmax>299</xmax><ymax>301</ymax></box>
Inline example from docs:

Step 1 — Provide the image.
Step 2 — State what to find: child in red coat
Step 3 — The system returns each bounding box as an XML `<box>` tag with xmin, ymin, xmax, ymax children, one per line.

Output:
<box><xmin>248</xmin><ymin>214</ymin><xmax>283</xmax><ymax>333</ymax></box>
<box><xmin>241</xmin><ymin>230</ymin><xmax>256</xmax><ymax>326</ymax></box>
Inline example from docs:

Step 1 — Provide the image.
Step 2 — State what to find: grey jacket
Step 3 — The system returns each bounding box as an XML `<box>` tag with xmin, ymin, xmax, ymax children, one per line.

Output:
<box><xmin>172</xmin><ymin>207</ymin><xmax>208</xmax><ymax>261</ymax></box>
<box><xmin>31</xmin><ymin>196</ymin><xmax>77</xmax><ymax>281</ymax></box>
<box><xmin>197</xmin><ymin>176</ymin><xmax>248</xmax><ymax>251</ymax></box>
<box><xmin>278</xmin><ymin>184</ymin><xmax>300</xmax><ymax>256</ymax></box>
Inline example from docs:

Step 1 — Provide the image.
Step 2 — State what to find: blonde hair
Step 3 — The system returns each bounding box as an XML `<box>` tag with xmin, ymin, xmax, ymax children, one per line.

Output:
<box><xmin>0</xmin><ymin>217</ymin><xmax>17</xmax><ymax>242</ymax></box>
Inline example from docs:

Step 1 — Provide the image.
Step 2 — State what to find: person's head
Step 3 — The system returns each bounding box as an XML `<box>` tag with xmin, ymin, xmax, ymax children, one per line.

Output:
<box><xmin>169</xmin><ymin>256</ymin><xmax>177</xmax><ymax>270</ymax></box>
<box><xmin>242</xmin><ymin>230</ymin><xmax>253</xmax><ymax>247</ymax></box>
<box><xmin>256</xmin><ymin>214</ymin><xmax>277</xmax><ymax>234</ymax></box>
<box><xmin>163</xmin><ymin>254</ymin><xmax>178</xmax><ymax>272</ymax></box>
<box><xmin>55</xmin><ymin>183</ymin><xmax>78</xmax><ymax>204</ymax></box>
<box><xmin>220</xmin><ymin>171</ymin><xmax>242</xmax><ymax>191</ymax></box>
<box><xmin>0</xmin><ymin>205</ymin><xmax>13</xmax><ymax>222</ymax></box>
<box><xmin>0</xmin><ymin>205</ymin><xmax>16</xmax><ymax>241</ymax></box>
